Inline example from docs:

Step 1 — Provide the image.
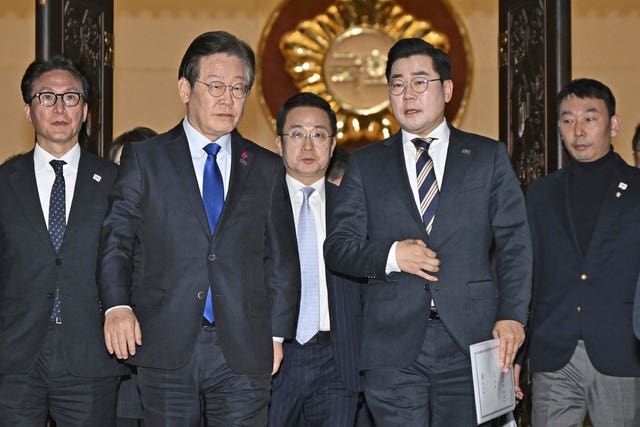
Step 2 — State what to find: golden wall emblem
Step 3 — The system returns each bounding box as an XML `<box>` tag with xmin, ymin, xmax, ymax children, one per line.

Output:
<box><xmin>258</xmin><ymin>0</ymin><xmax>472</xmax><ymax>147</ymax></box>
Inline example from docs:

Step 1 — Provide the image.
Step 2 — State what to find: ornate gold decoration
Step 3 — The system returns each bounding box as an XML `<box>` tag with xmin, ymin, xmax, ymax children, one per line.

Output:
<box><xmin>279</xmin><ymin>0</ymin><xmax>450</xmax><ymax>144</ymax></box>
<box><xmin>104</xmin><ymin>31</ymin><xmax>114</xmax><ymax>69</ymax></box>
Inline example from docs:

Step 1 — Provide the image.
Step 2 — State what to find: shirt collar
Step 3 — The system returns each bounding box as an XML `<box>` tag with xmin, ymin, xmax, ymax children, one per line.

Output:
<box><xmin>34</xmin><ymin>142</ymin><xmax>81</xmax><ymax>173</ymax></box>
<box><xmin>285</xmin><ymin>175</ymin><xmax>326</xmax><ymax>204</ymax></box>
<box><xmin>401</xmin><ymin>119</ymin><xmax>450</xmax><ymax>149</ymax></box>
<box><xmin>182</xmin><ymin>116</ymin><xmax>232</xmax><ymax>159</ymax></box>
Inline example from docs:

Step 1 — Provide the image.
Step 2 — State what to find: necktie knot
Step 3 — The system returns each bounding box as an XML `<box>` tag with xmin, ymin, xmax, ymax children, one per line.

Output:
<box><xmin>203</xmin><ymin>143</ymin><xmax>221</xmax><ymax>157</ymax></box>
<box><xmin>50</xmin><ymin>159</ymin><xmax>66</xmax><ymax>176</ymax></box>
<box><xmin>301</xmin><ymin>186</ymin><xmax>315</xmax><ymax>201</ymax></box>
<box><xmin>412</xmin><ymin>137</ymin><xmax>436</xmax><ymax>152</ymax></box>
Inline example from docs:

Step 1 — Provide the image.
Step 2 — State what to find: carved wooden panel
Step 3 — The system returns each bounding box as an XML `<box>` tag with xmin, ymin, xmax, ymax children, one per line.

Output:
<box><xmin>36</xmin><ymin>0</ymin><xmax>114</xmax><ymax>157</ymax></box>
<box><xmin>499</xmin><ymin>0</ymin><xmax>571</xmax><ymax>189</ymax></box>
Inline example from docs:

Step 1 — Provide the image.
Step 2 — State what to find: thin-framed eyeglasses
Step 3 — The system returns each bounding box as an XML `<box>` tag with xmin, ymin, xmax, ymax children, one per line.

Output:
<box><xmin>387</xmin><ymin>77</ymin><xmax>442</xmax><ymax>96</ymax></box>
<box><xmin>30</xmin><ymin>92</ymin><xmax>83</xmax><ymax>107</ymax></box>
<box><xmin>195</xmin><ymin>80</ymin><xmax>249</xmax><ymax>99</ymax></box>
<box><xmin>280</xmin><ymin>130</ymin><xmax>334</xmax><ymax>144</ymax></box>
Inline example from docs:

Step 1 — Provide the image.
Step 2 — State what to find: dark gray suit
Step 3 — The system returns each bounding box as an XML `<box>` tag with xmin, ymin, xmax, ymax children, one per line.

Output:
<box><xmin>98</xmin><ymin>124</ymin><xmax>299</xmax><ymax>425</ymax></box>
<box><xmin>0</xmin><ymin>149</ymin><xmax>122</xmax><ymax>425</ymax></box>
<box><xmin>324</xmin><ymin>127</ymin><xmax>531</xmax><ymax>425</ymax></box>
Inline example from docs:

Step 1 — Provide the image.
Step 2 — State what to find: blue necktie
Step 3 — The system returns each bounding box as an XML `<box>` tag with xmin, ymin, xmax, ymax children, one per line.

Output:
<box><xmin>413</xmin><ymin>138</ymin><xmax>439</xmax><ymax>235</ymax></box>
<box><xmin>296</xmin><ymin>187</ymin><xmax>320</xmax><ymax>344</ymax></box>
<box><xmin>49</xmin><ymin>159</ymin><xmax>66</xmax><ymax>322</ymax></box>
<box><xmin>202</xmin><ymin>143</ymin><xmax>224</xmax><ymax>323</ymax></box>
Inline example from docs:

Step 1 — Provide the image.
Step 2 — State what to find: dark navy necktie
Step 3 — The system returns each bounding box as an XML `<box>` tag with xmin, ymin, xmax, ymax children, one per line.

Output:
<box><xmin>202</xmin><ymin>143</ymin><xmax>224</xmax><ymax>323</ymax></box>
<box><xmin>49</xmin><ymin>159</ymin><xmax>66</xmax><ymax>321</ymax></box>
<box><xmin>412</xmin><ymin>137</ymin><xmax>439</xmax><ymax>235</ymax></box>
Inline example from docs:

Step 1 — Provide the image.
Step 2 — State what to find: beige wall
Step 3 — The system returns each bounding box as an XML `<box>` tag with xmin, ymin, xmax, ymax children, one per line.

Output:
<box><xmin>1</xmin><ymin>1</ymin><xmax>638</xmax><ymax>165</ymax></box>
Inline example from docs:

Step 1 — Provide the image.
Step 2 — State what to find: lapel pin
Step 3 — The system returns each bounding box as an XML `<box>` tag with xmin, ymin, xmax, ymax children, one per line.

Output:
<box><xmin>616</xmin><ymin>192</ymin><xmax>622</xmax><ymax>198</ymax></box>
<box><xmin>240</xmin><ymin>151</ymin><xmax>249</xmax><ymax>166</ymax></box>
<box><xmin>618</xmin><ymin>182</ymin><xmax>628</xmax><ymax>190</ymax></box>
<box><xmin>93</xmin><ymin>174</ymin><xmax>102</xmax><ymax>182</ymax></box>
<box><xmin>461</xmin><ymin>148</ymin><xmax>471</xmax><ymax>155</ymax></box>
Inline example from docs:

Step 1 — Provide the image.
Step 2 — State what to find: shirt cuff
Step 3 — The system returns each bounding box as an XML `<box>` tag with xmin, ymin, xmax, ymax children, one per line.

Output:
<box><xmin>385</xmin><ymin>241</ymin><xmax>401</xmax><ymax>274</ymax></box>
<box><xmin>105</xmin><ymin>305</ymin><xmax>132</xmax><ymax>317</ymax></box>
<box><xmin>272</xmin><ymin>337</ymin><xmax>284</xmax><ymax>343</ymax></box>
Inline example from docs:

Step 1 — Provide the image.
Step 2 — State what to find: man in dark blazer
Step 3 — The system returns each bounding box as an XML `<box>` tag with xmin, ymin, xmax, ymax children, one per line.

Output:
<box><xmin>0</xmin><ymin>57</ymin><xmax>121</xmax><ymax>425</ymax></box>
<box><xmin>268</xmin><ymin>93</ymin><xmax>362</xmax><ymax>426</ymax></box>
<box><xmin>517</xmin><ymin>78</ymin><xmax>640</xmax><ymax>425</ymax></box>
<box><xmin>324</xmin><ymin>38</ymin><xmax>532</xmax><ymax>426</ymax></box>
<box><xmin>97</xmin><ymin>31</ymin><xmax>299</xmax><ymax>426</ymax></box>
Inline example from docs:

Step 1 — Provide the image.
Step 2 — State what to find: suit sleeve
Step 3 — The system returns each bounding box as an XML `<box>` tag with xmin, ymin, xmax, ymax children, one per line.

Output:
<box><xmin>324</xmin><ymin>154</ymin><xmax>393</xmax><ymax>280</ymax></box>
<box><xmin>264</xmin><ymin>168</ymin><xmax>300</xmax><ymax>338</ymax></box>
<box><xmin>490</xmin><ymin>143</ymin><xmax>533</xmax><ymax>325</ymax></box>
<box><xmin>97</xmin><ymin>142</ymin><xmax>144</xmax><ymax>310</ymax></box>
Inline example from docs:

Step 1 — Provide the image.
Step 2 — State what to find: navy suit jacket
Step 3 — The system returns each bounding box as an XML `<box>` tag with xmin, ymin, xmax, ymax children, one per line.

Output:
<box><xmin>324</xmin><ymin>127</ymin><xmax>532</xmax><ymax>370</ymax></box>
<box><xmin>97</xmin><ymin>124</ymin><xmax>300</xmax><ymax>375</ymax></box>
<box><xmin>526</xmin><ymin>153</ymin><xmax>640</xmax><ymax>376</ymax></box>
<box><xmin>0</xmin><ymin>150</ymin><xmax>122</xmax><ymax>377</ymax></box>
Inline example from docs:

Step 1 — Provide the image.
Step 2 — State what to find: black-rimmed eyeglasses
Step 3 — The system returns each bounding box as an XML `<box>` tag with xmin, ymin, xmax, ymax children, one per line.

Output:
<box><xmin>29</xmin><ymin>92</ymin><xmax>84</xmax><ymax>107</ymax></box>
<box><xmin>387</xmin><ymin>77</ymin><xmax>442</xmax><ymax>96</ymax></box>
<box><xmin>280</xmin><ymin>130</ymin><xmax>334</xmax><ymax>144</ymax></box>
<box><xmin>195</xmin><ymin>80</ymin><xmax>249</xmax><ymax>99</ymax></box>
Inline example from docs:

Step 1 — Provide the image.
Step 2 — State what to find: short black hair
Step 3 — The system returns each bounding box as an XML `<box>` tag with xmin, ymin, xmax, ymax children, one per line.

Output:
<box><xmin>327</xmin><ymin>145</ymin><xmax>350</xmax><ymax>182</ymax></box>
<box><xmin>21</xmin><ymin>56</ymin><xmax>90</xmax><ymax>105</ymax></box>
<box><xmin>178</xmin><ymin>31</ymin><xmax>255</xmax><ymax>90</ymax></box>
<box><xmin>385</xmin><ymin>38</ymin><xmax>451</xmax><ymax>81</ymax></box>
<box><xmin>276</xmin><ymin>92</ymin><xmax>337</xmax><ymax>137</ymax></box>
<box><xmin>556</xmin><ymin>78</ymin><xmax>616</xmax><ymax>117</ymax></box>
<box><xmin>109</xmin><ymin>127</ymin><xmax>158</xmax><ymax>162</ymax></box>
<box><xmin>633</xmin><ymin>123</ymin><xmax>640</xmax><ymax>153</ymax></box>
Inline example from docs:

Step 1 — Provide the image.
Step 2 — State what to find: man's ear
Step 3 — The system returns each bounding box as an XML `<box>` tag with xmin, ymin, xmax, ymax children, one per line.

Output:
<box><xmin>178</xmin><ymin>77</ymin><xmax>192</xmax><ymax>104</ymax></box>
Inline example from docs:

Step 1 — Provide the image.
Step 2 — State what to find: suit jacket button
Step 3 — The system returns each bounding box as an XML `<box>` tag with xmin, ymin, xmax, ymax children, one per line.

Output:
<box><xmin>55</xmin><ymin>258</ymin><xmax>62</xmax><ymax>265</ymax></box>
<box><xmin>197</xmin><ymin>290</ymin><xmax>206</xmax><ymax>300</ymax></box>
<box><xmin>208</xmin><ymin>254</ymin><xmax>216</xmax><ymax>262</ymax></box>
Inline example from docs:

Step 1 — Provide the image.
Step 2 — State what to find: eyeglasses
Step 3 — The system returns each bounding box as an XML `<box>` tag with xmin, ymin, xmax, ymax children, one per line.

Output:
<box><xmin>30</xmin><ymin>92</ymin><xmax>83</xmax><ymax>107</ymax></box>
<box><xmin>387</xmin><ymin>77</ymin><xmax>442</xmax><ymax>96</ymax></box>
<box><xmin>280</xmin><ymin>130</ymin><xmax>334</xmax><ymax>144</ymax></box>
<box><xmin>195</xmin><ymin>80</ymin><xmax>249</xmax><ymax>99</ymax></box>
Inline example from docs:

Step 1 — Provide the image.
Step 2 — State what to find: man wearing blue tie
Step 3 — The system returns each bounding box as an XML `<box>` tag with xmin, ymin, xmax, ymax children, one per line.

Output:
<box><xmin>324</xmin><ymin>38</ymin><xmax>532</xmax><ymax>426</ymax></box>
<box><xmin>98</xmin><ymin>31</ymin><xmax>299</xmax><ymax>426</ymax></box>
<box><xmin>268</xmin><ymin>93</ymin><xmax>363</xmax><ymax>426</ymax></box>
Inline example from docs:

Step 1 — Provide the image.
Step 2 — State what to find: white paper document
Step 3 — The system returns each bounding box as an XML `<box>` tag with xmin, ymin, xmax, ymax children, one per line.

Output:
<box><xmin>470</xmin><ymin>338</ymin><xmax>516</xmax><ymax>424</ymax></box>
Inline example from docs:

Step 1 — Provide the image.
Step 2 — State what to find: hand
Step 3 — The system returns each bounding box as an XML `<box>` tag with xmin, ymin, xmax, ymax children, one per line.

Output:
<box><xmin>492</xmin><ymin>320</ymin><xmax>525</xmax><ymax>373</ymax></box>
<box><xmin>396</xmin><ymin>239</ymin><xmax>440</xmax><ymax>281</ymax></box>
<box><xmin>104</xmin><ymin>307</ymin><xmax>142</xmax><ymax>359</ymax></box>
<box><xmin>272</xmin><ymin>340</ymin><xmax>283</xmax><ymax>375</ymax></box>
<box><xmin>514</xmin><ymin>363</ymin><xmax>524</xmax><ymax>402</ymax></box>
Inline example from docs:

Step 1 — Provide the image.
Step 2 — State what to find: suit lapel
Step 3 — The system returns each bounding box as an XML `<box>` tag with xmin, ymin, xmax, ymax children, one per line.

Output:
<box><xmin>166</xmin><ymin>126</ymin><xmax>211</xmax><ymax>236</ymax></box>
<box><xmin>385</xmin><ymin>133</ymin><xmax>426</xmax><ymax>231</ymax></box>
<box><xmin>215</xmin><ymin>132</ymin><xmax>252</xmax><ymax>237</ymax></box>
<box><xmin>585</xmin><ymin>156</ymin><xmax>631</xmax><ymax>259</ymax></box>
<box><xmin>8</xmin><ymin>152</ymin><xmax>52</xmax><ymax>249</ymax></box>
<box><xmin>555</xmin><ymin>168</ymin><xmax>583</xmax><ymax>259</ymax></box>
<box><xmin>428</xmin><ymin>129</ymin><xmax>473</xmax><ymax>246</ymax></box>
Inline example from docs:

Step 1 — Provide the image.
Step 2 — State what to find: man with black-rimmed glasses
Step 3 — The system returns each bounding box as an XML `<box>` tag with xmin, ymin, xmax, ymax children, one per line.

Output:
<box><xmin>0</xmin><ymin>56</ymin><xmax>121</xmax><ymax>426</ymax></box>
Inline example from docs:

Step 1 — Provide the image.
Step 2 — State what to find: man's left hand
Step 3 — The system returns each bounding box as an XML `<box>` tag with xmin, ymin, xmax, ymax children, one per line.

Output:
<box><xmin>492</xmin><ymin>320</ymin><xmax>525</xmax><ymax>373</ymax></box>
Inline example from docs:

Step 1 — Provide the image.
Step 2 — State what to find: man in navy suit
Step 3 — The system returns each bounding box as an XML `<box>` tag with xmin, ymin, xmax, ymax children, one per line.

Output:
<box><xmin>0</xmin><ymin>56</ymin><xmax>121</xmax><ymax>425</ymax></box>
<box><xmin>324</xmin><ymin>38</ymin><xmax>532</xmax><ymax>426</ymax></box>
<box><xmin>516</xmin><ymin>78</ymin><xmax>640</xmax><ymax>425</ymax></box>
<box><xmin>98</xmin><ymin>31</ymin><xmax>299</xmax><ymax>426</ymax></box>
<box><xmin>268</xmin><ymin>93</ymin><xmax>362</xmax><ymax>426</ymax></box>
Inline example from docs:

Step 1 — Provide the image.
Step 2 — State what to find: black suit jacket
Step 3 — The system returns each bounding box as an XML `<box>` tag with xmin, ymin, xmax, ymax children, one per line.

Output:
<box><xmin>97</xmin><ymin>124</ymin><xmax>299</xmax><ymax>375</ymax></box>
<box><xmin>0</xmin><ymin>150</ymin><xmax>121</xmax><ymax>377</ymax></box>
<box><xmin>526</xmin><ymin>153</ymin><xmax>640</xmax><ymax>376</ymax></box>
<box><xmin>324</xmin><ymin>127</ymin><xmax>532</xmax><ymax>370</ymax></box>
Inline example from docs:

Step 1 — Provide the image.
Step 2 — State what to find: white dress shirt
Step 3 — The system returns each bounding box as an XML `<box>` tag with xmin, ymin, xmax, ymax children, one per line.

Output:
<box><xmin>34</xmin><ymin>142</ymin><xmax>81</xmax><ymax>227</ymax></box>
<box><xmin>386</xmin><ymin>118</ymin><xmax>450</xmax><ymax>273</ymax></box>
<box><xmin>183</xmin><ymin>117</ymin><xmax>231</xmax><ymax>198</ymax></box>
<box><xmin>285</xmin><ymin>175</ymin><xmax>331</xmax><ymax>332</ymax></box>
